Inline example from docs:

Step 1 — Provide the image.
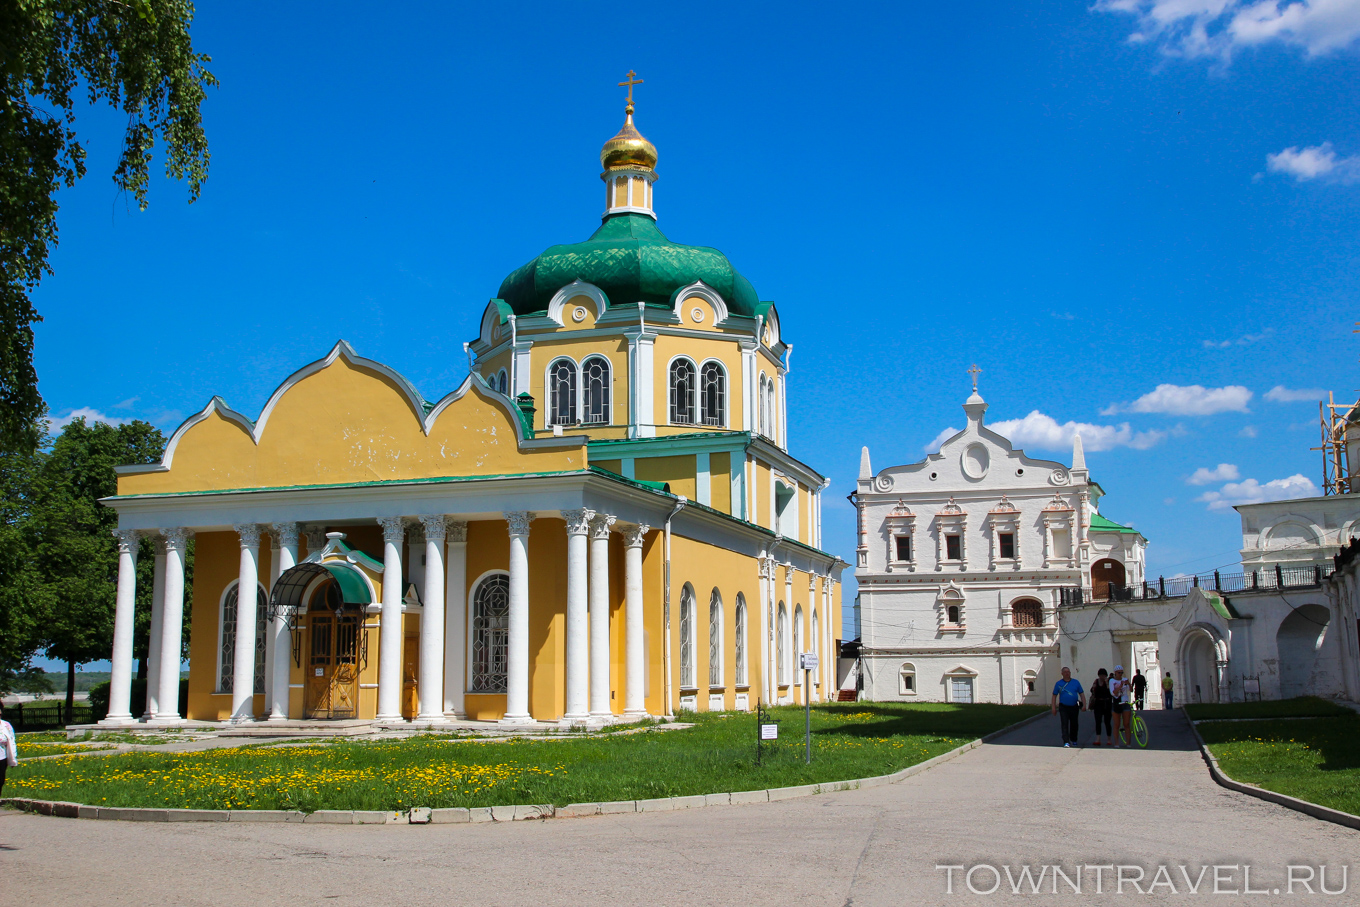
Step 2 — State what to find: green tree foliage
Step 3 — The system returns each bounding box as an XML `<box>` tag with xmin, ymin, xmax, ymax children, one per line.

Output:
<box><xmin>25</xmin><ymin>417</ymin><xmax>166</xmax><ymax>715</ymax></box>
<box><xmin>0</xmin><ymin>1</ymin><xmax>215</xmax><ymax>453</ymax></box>
<box><xmin>0</xmin><ymin>440</ymin><xmax>45</xmax><ymax>695</ymax></box>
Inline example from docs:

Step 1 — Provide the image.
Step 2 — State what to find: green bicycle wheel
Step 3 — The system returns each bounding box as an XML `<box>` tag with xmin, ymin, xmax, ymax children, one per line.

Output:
<box><xmin>1133</xmin><ymin>714</ymin><xmax>1149</xmax><ymax>748</ymax></box>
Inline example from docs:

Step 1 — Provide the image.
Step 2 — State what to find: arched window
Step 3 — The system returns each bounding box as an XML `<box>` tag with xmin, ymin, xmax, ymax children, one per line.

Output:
<box><xmin>899</xmin><ymin>662</ymin><xmax>917</xmax><ymax>695</ymax></box>
<box><xmin>762</xmin><ymin>377</ymin><xmax>777</xmax><ymax>439</ymax></box>
<box><xmin>777</xmin><ymin>602</ymin><xmax>789</xmax><ymax>686</ymax></box>
<box><xmin>700</xmin><ymin>361</ymin><xmax>725</xmax><ymax>427</ymax></box>
<box><xmin>758</xmin><ymin>373</ymin><xmax>769</xmax><ymax>436</ymax></box>
<box><xmin>548</xmin><ymin>359</ymin><xmax>577</xmax><ymax>426</ymax></box>
<box><xmin>734</xmin><ymin>594</ymin><xmax>748</xmax><ymax>686</ymax></box>
<box><xmin>497</xmin><ymin>369</ymin><xmax>508</xmax><ymax>394</ymax></box>
<box><xmin>1012</xmin><ymin>599</ymin><xmax>1043</xmax><ymax>629</ymax></box>
<box><xmin>812</xmin><ymin>609</ymin><xmax>820</xmax><ymax>659</ymax></box>
<box><xmin>947</xmin><ymin>604</ymin><xmax>961</xmax><ymax>624</ymax></box>
<box><xmin>218</xmin><ymin>581</ymin><xmax>267</xmax><ymax>694</ymax></box>
<box><xmin>582</xmin><ymin>356</ymin><xmax>610</xmax><ymax>425</ymax></box>
<box><xmin>470</xmin><ymin>573</ymin><xmax>510</xmax><ymax>692</ymax></box>
<box><xmin>708</xmin><ymin>589</ymin><xmax>723</xmax><ymax>686</ymax></box>
<box><xmin>1022</xmin><ymin>669</ymin><xmax>1038</xmax><ymax>696</ymax></box>
<box><xmin>679</xmin><ymin>585</ymin><xmax>696</xmax><ymax>688</ymax></box>
<box><xmin>793</xmin><ymin>605</ymin><xmax>804</xmax><ymax>686</ymax></box>
<box><xmin>670</xmin><ymin>358</ymin><xmax>697</xmax><ymax>424</ymax></box>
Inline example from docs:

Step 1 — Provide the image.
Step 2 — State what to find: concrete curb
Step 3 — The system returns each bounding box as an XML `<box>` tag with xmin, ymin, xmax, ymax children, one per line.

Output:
<box><xmin>1186</xmin><ymin>710</ymin><xmax>1360</xmax><ymax>833</ymax></box>
<box><xmin>0</xmin><ymin>708</ymin><xmax>1049</xmax><ymax>826</ymax></box>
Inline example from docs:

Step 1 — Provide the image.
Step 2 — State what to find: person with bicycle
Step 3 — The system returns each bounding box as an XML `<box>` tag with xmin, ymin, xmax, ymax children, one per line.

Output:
<box><xmin>1110</xmin><ymin>665</ymin><xmax>1133</xmax><ymax>747</ymax></box>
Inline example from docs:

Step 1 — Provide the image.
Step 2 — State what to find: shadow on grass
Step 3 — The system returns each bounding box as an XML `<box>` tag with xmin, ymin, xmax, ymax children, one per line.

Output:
<box><xmin>1198</xmin><ymin>715</ymin><xmax>1360</xmax><ymax>772</ymax></box>
<box><xmin>799</xmin><ymin>702</ymin><xmax>1045</xmax><ymax>742</ymax></box>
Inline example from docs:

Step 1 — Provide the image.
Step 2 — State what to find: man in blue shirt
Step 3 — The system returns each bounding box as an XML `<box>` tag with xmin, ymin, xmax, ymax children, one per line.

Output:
<box><xmin>1050</xmin><ymin>667</ymin><xmax>1086</xmax><ymax>747</ymax></box>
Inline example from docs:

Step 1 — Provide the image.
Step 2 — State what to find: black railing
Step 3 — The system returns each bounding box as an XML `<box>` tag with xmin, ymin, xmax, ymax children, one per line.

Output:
<box><xmin>1060</xmin><ymin>563</ymin><xmax>1334</xmax><ymax>606</ymax></box>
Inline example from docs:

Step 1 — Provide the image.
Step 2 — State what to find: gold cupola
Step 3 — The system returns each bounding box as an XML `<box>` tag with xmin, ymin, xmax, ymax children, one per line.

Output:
<box><xmin>601</xmin><ymin>70</ymin><xmax>657</xmax><ymax>219</ymax></box>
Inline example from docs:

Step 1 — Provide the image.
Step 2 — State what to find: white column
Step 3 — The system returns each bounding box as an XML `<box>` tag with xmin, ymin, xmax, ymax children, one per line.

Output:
<box><xmin>156</xmin><ymin>528</ymin><xmax>188</xmax><ymax>721</ymax></box>
<box><xmin>502</xmin><ymin>512</ymin><xmax>535</xmax><ymax>724</ymax></box>
<box><xmin>562</xmin><ymin>508</ymin><xmax>592</xmax><ymax>723</ymax></box>
<box><xmin>103</xmin><ymin>529</ymin><xmax>141</xmax><ymax>724</ymax></box>
<box><xmin>376</xmin><ymin>516</ymin><xmax>406</xmax><ymax>721</ymax></box>
<box><xmin>443</xmin><ymin>520</ymin><xmax>468</xmax><ymax>718</ymax></box>
<box><xmin>759</xmin><ymin>556</ymin><xmax>772</xmax><ymax>705</ymax></box>
<box><xmin>267</xmin><ymin>522</ymin><xmax>298</xmax><ymax>720</ymax></box>
<box><xmin>589</xmin><ymin>513</ymin><xmax>617</xmax><ymax>719</ymax></box>
<box><xmin>142</xmin><ymin>537</ymin><xmax>167</xmax><ymax>720</ymax></box>
<box><xmin>418</xmin><ymin>515</ymin><xmax>447</xmax><ymax>721</ymax></box>
<box><xmin>231</xmin><ymin>524</ymin><xmax>262</xmax><ymax>722</ymax></box>
<box><xmin>622</xmin><ymin>524</ymin><xmax>650</xmax><ymax>718</ymax></box>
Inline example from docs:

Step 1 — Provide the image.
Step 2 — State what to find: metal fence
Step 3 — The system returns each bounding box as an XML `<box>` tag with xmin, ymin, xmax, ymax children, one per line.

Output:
<box><xmin>4</xmin><ymin>700</ymin><xmax>94</xmax><ymax>730</ymax></box>
<box><xmin>1060</xmin><ymin>563</ymin><xmax>1335</xmax><ymax>607</ymax></box>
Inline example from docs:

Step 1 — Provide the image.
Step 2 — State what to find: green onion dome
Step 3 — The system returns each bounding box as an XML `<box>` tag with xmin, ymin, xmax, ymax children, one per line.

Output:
<box><xmin>496</xmin><ymin>213</ymin><xmax>761</xmax><ymax>317</ymax></box>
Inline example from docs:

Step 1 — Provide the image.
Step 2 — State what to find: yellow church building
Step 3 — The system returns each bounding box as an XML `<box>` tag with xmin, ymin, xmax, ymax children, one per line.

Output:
<box><xmin>99</xmin><ymin>83</ymin><xmax>846</xmax><ymax>728</ymax></box>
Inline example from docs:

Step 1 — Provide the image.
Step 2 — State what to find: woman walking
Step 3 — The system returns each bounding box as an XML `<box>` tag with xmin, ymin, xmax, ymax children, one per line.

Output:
<box><xmin>1089</xmin><ymin>668</ymin><xmax>1114</xmax><ymax>746</ymax></box>
<box><xmin>1110</xmin><ymin>665</ymin><xmax>1133</xmax><ymax>746</ymax></box>
<box><xmin>0</xmin><ymin>702</ymin><xmax>18</xmax><ymax>796</ymax></box>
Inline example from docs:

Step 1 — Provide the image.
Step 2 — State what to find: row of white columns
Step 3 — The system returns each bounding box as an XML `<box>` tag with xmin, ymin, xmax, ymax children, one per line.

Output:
<box><xmin>105</xmin><ymin>528</ymin><xmax>188</xmax><ymax>724</ymax></box>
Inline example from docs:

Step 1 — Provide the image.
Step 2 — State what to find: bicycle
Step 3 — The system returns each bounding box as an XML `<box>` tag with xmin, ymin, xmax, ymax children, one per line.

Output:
<box><xmin>1118</xmin><ymin>710</ymin><xmax>1149</xmax><ymax>748</ymax></box>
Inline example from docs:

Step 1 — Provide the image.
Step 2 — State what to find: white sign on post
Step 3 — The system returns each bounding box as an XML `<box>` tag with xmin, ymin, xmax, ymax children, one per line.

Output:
<box><xmin>799</xmin><ymin>652</ymin><xmax>819</xmax><ymax>672</ymax></box>
<box><xmin>760</xmin><ymin>723</ymin><xmax>778</xmax><ymax>740</ymax></box>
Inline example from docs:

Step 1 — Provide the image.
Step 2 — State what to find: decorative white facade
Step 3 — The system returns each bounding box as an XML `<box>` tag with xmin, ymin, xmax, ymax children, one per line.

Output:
<box><xmin>853</xmin><ymin>386</ymin><xmax>1149</xmax><ymax>705</ymax></box>
<box><xmin>1237</xmin><ymin>494</ymin><xmax>1360</xmax><ymax>572</ymax></box>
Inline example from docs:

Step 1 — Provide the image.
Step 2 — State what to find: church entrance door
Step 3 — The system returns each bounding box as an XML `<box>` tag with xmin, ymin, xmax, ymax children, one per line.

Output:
<box><xmin>1092</xmin><ymin>558</ymin><xmax>1126</xmax><ymax>600</ymax></box>
<box><xmin>305</xmin><ymin>611</ymin><xmax>361</xmax><ymax>719</ymax></box>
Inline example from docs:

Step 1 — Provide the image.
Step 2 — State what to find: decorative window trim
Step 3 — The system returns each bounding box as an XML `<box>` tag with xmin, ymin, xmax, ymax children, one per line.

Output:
<box><xmin>679</xmin><ymin>584</ymin><xmax>696</xmax><ymax>690</ymax></box>
<box><xmin>776</xmin><ymin>602</ymin><xmax>789</xmax><ymax>687</ymax></box>
<box><xmin>698</xmin><ymin>358</ymin><xmax>728</xmax><ymax>428</ymax></box>
<box><xmin>936</xmin><ymin>583</ymin><xmax>966</xmax><ymax>633</ymax></box>
<box><xmin>216</xmin><ymin>580</ymin><xmax>268</xmax><ymax>696</ymax></box>
<box><xmin>1009</xmin><ymin>597</ymin><xmax>1045</xmax><ymax>630</ymax></box>
<box><xmin>934</xmin><ymin>498</ymin><xmax>967</xmax><ymax>570</ymax></box>
<box><xmin>885</xmin><ymin>500</ymin><xmax>916</xmax><ymax>571</ymax></box>
<box><xmin>667</xmin><ymin>355</ymin><xmax>699</xmax><ymax>426</ymax></box>
<box><xmin>792</xmin><ymin>604</ymin><xmax>804</xmax><ymax>686</ymax></box>
<box><xmin>546</xmin><ymin>356</ymin><xmax>579</xmax><ymax>427</ymax></box>
<box><xmin>580</xmin><ymin>354</ymin><xmax>612</xmax><ymax>426</ymax></box>
<box><xmin>987</xmin><ymin>496</ymin><xmax>1022</xmax><ymax>570</ymax></box>
<box><xmin>734</xmin><ymin>593</ymin><xmax>749</xmax><ymax>687</ymax></box>
<box><xmin>899</xmin><ymin>661</ymin><xmax>917</xmax><ymax>696</ymax></box>
<box><xmin>545</xmin><ymin>281</ymin><xmax>608</xmax><ymax>326</ymax></box>
<box><xmin>708</xmin><ymin>588</ymin><xmax>723</xmax><ymax>688</ymax></box>
<box><xmin>1022</xmin><ymin>669</ymin><xmax>1039</xmax><ymax>696</ymax></box>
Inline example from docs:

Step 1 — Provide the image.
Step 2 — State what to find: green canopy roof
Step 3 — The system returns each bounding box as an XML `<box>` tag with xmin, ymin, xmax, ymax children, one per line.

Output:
<box><xmin>1089</xmin><ymin>512</ymin><xmax>1142</xmax><ymax>536</ymax></box>
<box><xmin>497</xmin><ymin>213</ymin><xmax>762</xmax><ymax>316</ymax></box>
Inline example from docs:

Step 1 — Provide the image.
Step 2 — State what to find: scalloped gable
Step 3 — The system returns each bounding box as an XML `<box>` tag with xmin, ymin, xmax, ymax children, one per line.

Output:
<box><xmin>117</xmin><ymin>343</ymin><xmax>585</xmax><ymax>496</ymax></box>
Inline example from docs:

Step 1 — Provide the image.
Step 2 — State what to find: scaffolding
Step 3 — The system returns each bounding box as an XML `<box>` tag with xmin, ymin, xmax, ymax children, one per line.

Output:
<box><xmin>1317</xmin><ymin>391</ymin><xmax>1360</xmax><ymax>495</ymax></box>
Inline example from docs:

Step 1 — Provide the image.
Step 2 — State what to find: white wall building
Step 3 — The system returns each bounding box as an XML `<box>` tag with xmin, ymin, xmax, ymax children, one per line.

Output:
<box><xmin>1237</xmin><ymin>495</ymin><xmax>1360</xmax><ymax>574</ymax></box>
<box><xmin>853</xmin><ymin>386</ymin><xmax>1148</xmax><ymax>705</ymax></box>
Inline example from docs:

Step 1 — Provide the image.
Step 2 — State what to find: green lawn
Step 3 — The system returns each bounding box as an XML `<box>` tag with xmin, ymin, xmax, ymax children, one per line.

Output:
<box><xmin>1199</xmin><ymin>715</ymin><xmax>1360</xmax><ymax>817</ymax></box>
<box><xmin>2</xmin><ymin>702</ymin><xmax>1042</xmax><ymax>812</ymax></box>
<box><xmin>1184</xmin><ymin>697</ymin><xmax>1354</xmax><ymax>721</ymax></box>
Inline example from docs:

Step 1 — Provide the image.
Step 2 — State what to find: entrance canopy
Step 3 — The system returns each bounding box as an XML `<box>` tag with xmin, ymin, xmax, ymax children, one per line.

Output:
<box><xmin>270</xmin><ymin>561</ymin><xmax>373</xmax><ymax>610</ymax></box>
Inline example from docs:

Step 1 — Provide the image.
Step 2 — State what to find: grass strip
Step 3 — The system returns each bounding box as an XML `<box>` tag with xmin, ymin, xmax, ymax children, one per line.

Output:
<box><xmin>1199</xmin><ymin>715</ymin><xmax>1360</xmax><ymax>817</ymax></box>
<box><xmin>4</xmin><ymin>702</ymin><xmax>1041</xmax><ymax>812</ymax></box>
<box><xmin>1185</xmin><ymin>697</ymin><xmax>1354</xmax><ymax>721</ymax></box>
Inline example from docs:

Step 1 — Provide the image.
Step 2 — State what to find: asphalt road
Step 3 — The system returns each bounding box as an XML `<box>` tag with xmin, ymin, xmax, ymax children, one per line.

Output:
<box><xmin>2</xmin><ymin>709</ymin><xmax>1356</xmax><ymax>906</ymax></box>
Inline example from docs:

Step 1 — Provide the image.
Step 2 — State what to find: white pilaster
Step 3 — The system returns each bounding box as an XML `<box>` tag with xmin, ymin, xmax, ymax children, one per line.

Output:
<box><xmin>695</xmin><ymin>453</ymin><xmax>711</xmax><ymax>506</ymax></box>
<box><xmin>443</xmin><ymin>520</ymin><xmax>468</xmax><ymax>718</ymax></box>
<box><xmin>758</xmin><ymin>555</ymin><xmax>772</xmax><ymax>705</ymax></box>
<box><xmin>142</xmin><ymin>537</ymin><xmax>167</xmax><ymax>720</ymax></box>
<box><xmin>231</xmin><ymin>524</ymin><xmax>262</xmax><ymax>722</ymax></box>
<box><xmin>562</xmin><ymin>508</ymin><xmax>593</xmax><ymax>723</ymax></box>
<box><xmin>375</xmin><ymin>516</ymin><xmax>406</xmax><ymax>721</ymax></box>
<box><xmin>635</xmin><ymin>328</ymin><xmax>656</xmax><ymax>437</ymax></box>
<box><xmin>502</xmin><ymin>512</ymin><xmax>535</xmax><ymax>724</ymax></box>
<box><xmin>267</xmin><ymin>522</ymin><xmax>298</xmax><ymax>721</ymax></box>
<box><xmin>418</xmin><ymin>515</ymin><xmax>447</xmax><ymax>720</ymax></box>
<box><xmin>103</xmin><ymin>529</ymin><xmax>140</xmax><ymax>724</ymax></box>
<box><xmin>156</xmin><ymin>528</ymin><xmax>189</xmax><ymax>721</ymax></box>
<box><xmin>622</xmin><ymin>524</ymin><xmax>650</xmax><ymax>718</ymax></box>
<box><xmin>589</xmin><ymin>513</ymin><xmax>617</xmax><ymax>719</ymax></box>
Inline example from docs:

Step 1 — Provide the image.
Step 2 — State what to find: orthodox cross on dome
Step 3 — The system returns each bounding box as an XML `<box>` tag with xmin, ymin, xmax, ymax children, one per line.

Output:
<box><xmin>967</xmin><ymin>363</ymin><xmax>982</xmax><ymax>393</ymax></box>
<box><xmin>618</xmin><ymin>70</ymin><xmax>643</xmax><ymax>108</ymax></box>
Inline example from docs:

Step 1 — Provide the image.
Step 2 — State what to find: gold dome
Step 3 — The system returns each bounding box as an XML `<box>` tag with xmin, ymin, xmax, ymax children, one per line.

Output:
<box><xmin>600</xmin><ymin>104</ymin><xmax>658</xmax><ymax>171</ymax></box>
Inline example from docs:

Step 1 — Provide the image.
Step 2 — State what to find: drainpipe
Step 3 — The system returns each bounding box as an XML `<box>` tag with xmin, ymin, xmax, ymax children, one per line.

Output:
<box><xmin>662</xmin><ymin>496</ymin><xmax>687</xmax><ymax>719</ymax></box>
<box><xmin>508</xmin><ymin>314</ymin><xmax>518</xmax><ymax>396</ymax></box>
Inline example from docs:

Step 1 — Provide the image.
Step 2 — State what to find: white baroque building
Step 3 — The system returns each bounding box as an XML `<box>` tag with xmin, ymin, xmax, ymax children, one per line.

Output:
<box><xmin>853</xmin><ymin>387</ymin><xmax>1148</xmax><ymax>705</ymax></box>
<box><xmin>1237</xmin><ymin>495</ymin><xmax>1360</xmax><ymax>573</ymax></box>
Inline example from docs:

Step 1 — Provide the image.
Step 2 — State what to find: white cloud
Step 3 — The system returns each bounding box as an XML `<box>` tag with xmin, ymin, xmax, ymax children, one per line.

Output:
<box><xmin>924</xmin><ymin>426</ymin><xmax>961</xmax><ymax>453</ymax></box>
<box><xmin>988</xmin><ymin>411</ymin><xmax>1167</xmax><ymax>452</ymax></box>
<box><xmin>1103</xmin><ymin>383</ymin><xmax>1253</xmax><ymax>416</ymax></box>
<box><xmin>1202</xmin><ymin>329</ymin><xmax>1272</xmax><ymax>349</ymax></box>
<box><xmin>1240</xmin><ymin>425</ymin><xmax>1259</xmax><ymax>437</ymax></box>
<box><xmin>1187</xmin><ymin>462</ymin><xmax>1241</xmax><ymax>484</ymax></box>
<box><xmin>1267</xmin><ymin>142</ymin><xmax>1360</xmax><ymax>183</ymax></box>
<box><xmin>1196</xmin><ymin>473</ymin><xmax>1320</xmax><ymax>510</ymax></box>
<box><xmin>46</xmin><ymin>407</ymin><xmax>132</xmax><ymax>432</ymax></box>
<box><xmin>113</xmin><ymin>396</ymin><xmax>139</xmax><ymax>409</ymax></box>
<box><xmin>1097</xmin><ymin>0</ymin><xmax>1360</xmax><ymax>61</ymax></box>
<box><xmin>1264</xmin><ymin>385</ymin><xmax>1325</xmax><ymax>402</ymax></box>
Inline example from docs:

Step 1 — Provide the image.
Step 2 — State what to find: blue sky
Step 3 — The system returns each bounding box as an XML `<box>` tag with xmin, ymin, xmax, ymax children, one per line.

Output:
<box><xmin>30</xmin><ymin>1</ymin><xmax>1360</xmax><ymax>660</ymax></box>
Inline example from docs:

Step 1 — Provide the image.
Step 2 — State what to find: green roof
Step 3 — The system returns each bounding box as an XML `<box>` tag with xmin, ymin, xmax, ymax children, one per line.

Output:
<box><xmin>1089</xmin><ymin>512</ymin><xmax>1141</xmax><ymax>536</ymax></box>
<box><xmin>497</xmin><ymin>213</ymin><xmax>762</xmax><ymax>316</ymax></box>
<box><xmin>1202</xmin><ymin>590</ymin><xmax>1242</xmax><ymax>620</ymax></box>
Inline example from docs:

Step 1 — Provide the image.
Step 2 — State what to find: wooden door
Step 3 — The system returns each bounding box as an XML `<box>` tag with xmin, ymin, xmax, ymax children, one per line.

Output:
<box><xmin>401</xmin><ymin>632</ymin><xmax>419</xmax><ymax>719</ymax></box>
<box><xmin>305</xmin><ymin>613</ymin><xmax>360</xmax><ymax>719</ymax></box>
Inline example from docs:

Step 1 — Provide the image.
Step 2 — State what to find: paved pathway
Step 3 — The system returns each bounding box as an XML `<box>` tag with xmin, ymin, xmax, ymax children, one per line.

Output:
<box><xmin>3</xmin><ymin>710</ymin><xmax>1356</xmax><ymax>906</ymax></box>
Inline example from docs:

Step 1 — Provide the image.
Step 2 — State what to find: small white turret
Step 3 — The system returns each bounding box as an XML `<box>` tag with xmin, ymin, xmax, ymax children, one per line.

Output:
<box><xmin>859</xmin><ymin>446</ymin><xmax>872</xmax><ymax>481</ymax></box>
<box><xmin>1072</xmin><ymin>433</ymin><xmax>1086</xmax><ymax>471</ymax></box>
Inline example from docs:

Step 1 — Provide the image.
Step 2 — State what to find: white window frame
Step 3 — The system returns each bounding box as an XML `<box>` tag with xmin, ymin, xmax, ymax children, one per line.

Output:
<box><xmin>580</xmin><ymin>354</ymin><xmax>612</xmax><ymax>425</ymax></box>
<box><xmin>708</xmin><ymin>588</ymin><xmax>723</xmax><ymax>688</ymax></box>
<box><xmin>698</xmin><ymin>358</ymin><xmax>728</xmax><ymax>428</ymax></box>
<box><xmin>899</xmin><ymin>661</ymin><xmax>917</xmax><ymax>696</ymax></box>
<box><xmin>734</xmin><ymin>593</ymin><xmax>749</xmax><ymax>687</ymax></box>
<box><xmin>679</xmin><ymin>584</ymin><xmax>697</xmax><ymax>690</ymax></box>
<box><xmin>546</xmin><ymin>356</ymin><xmax>579</xmax><ymax>427</ymax></box>
<box><xmin>216</xmin><ymin>580</ymin><xmax>267</xmax><ymax>696</ymax></box>
<box><xmin>668</xmin><ymin>356</ymin><xmax>699</xmax><ymax>426</ymax></box>
<box><xmin>467</xmin><ymin>570</ymin><xmax>511</xmax><ymax>693</ymax></box>
<box><xmin>777</xmin><ymin>602</ymin><xmax>789</xmax><ymax>686</ymax></box>
<box><xmin>793</xmin><ymin>605</ymin><xmax>804</xmax><ymax>687</ymax></box>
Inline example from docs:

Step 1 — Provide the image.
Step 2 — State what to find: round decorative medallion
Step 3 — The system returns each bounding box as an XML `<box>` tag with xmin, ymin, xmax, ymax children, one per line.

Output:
<box><xmin>961</xmin><ymin>443</ymin><xmax>990</xmax><ymax>480</ymax></box>
<box><xmin>874</xmin><ymin>474</ymin><xmax>894</xmax><ymax>492</ymax></box>
<box><xmin>1049</xmin><ymin>468</ymin><xmax>1069</xmax><ymax>486</ymax></box>
<box><xmin>572</xmin><ymin>306</ymin><xmax>588</xmax><ymax>323</ymax></box>
<box><xmin>691</xmin><ymin>306</ymin><xmax>705</xmax><ymax>324</ymax></box>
